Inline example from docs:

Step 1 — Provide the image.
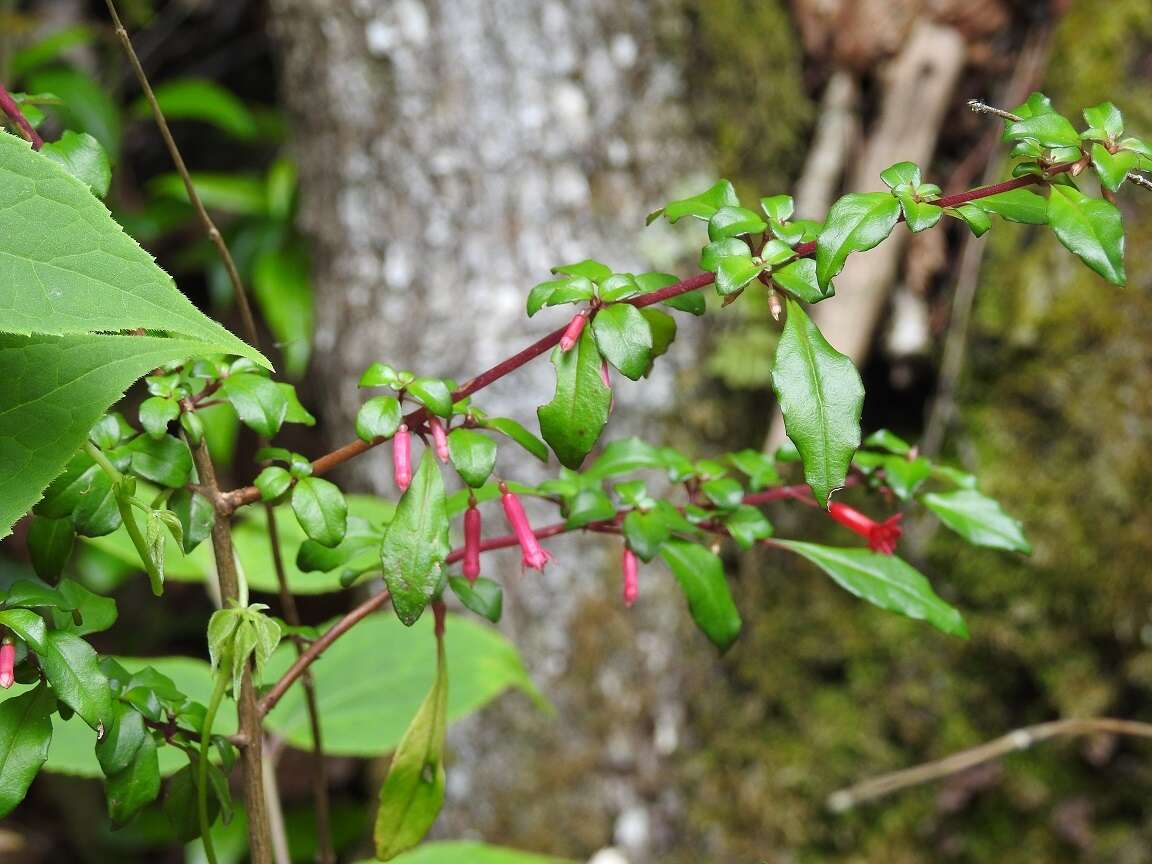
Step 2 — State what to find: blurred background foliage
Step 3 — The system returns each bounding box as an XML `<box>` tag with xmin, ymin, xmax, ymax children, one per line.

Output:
<box><xmin>1</xmin><ymin>0</ymin><xmax>1151</xmax><ymax>862</ymax></box>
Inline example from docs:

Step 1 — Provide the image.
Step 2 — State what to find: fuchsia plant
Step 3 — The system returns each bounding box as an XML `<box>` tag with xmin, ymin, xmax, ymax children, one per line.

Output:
<box><xmin>0</xmin><ymin>6</ymin><xmax>1149</xmax><ymax>860</ymax></box>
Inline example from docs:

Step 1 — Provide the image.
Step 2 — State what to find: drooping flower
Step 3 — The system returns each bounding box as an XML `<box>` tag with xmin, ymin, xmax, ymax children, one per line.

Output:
<box><xmin>463</xmin><ymin>498</ymin><xmax>482</xmax><ymax>583</ymax></box>
<box><xmin>393</xmin><ymin>424</ymin><xmax>412</xmax><ymax>492</ymax></box>
<box><xmin>429</xmin><ymin>416</ymin><xmax>450</xmax><ymax>463</ymax></box>
<box><xmin>559</xmin><ymin>310</ymin><xmax>589</xmax><ymax>352</ymax></box>
<box><xmin>827</xmin><ymin>501</ymin><xmax>903</xmax><ymax>554</ymax></box>
<box><xmin>0</xmin><ymin>638</ymin><xmax>15</xmax><ymax>689</ymax></box>
<box><xmin>622</xmin><ymin>545</ymin><xmax>639</xmax><ymax>607</ymax></box>
<box><xmin>499</xmin><ymin>481</ymin><xmax>551</xmax><ymax>571</ymax></box>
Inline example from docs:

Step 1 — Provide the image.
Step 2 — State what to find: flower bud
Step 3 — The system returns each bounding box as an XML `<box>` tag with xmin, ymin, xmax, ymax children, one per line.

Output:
<box><xmin>393</xmin><ymin>424</ymin><xmax>412</xmax><ymax>492</ymax></box>
<box><xmin>429</xmin><ymin>417</ymin><xmax>450</xmax><ymax>463</ymax></box>
<box><xmin>0</xmin><ymin>639</ymin><xmax>15</xmax><ymax>689</ymax></box>
<box><xmin>463</xmin><ymin>500</ymin><xmax>482</xmax><ymax>583</ymax></box>
<box><xmin>559</xmin><ymin>310</ymin><xmax>589</xmax><ymax>352</ymax></box>
<box><xmin>622</xmin><ymin>546</ymin><xmax>639</xmax><ymax>607</ymax></box>
<box><xmin>499</xmin><ymin>482</ymin><xmax>551</xmax><ymax>571</ymax></box>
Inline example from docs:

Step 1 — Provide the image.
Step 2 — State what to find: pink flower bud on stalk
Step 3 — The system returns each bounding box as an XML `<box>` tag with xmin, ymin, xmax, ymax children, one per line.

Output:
<box><xmin>827</xmin><ymin>502</ymin><xmax>903</xmax><ymax>555</ymax></box>
<box><xmin>559</xmin><ymin>310</ymin><xmax>589</xmax><ymax>351</ymax></box>
<box><xmin>393</xmin><ymin>424</ymin><xmax>412</xmax><ymax>492</ymax></box>
<box><xmin>429</xmin><ymin>416</ymin><xmax>450</xmax><ymax>463</ymax></box>
<box><xmin>463</xmin><ymin>498</ymin><xmax>482</xmax><ymax>583</ymax></box>
<box><xmin>0</xmin><ymin>638</ymin><xmax>15</xmax><ymax>689</ymax></box>
<box><xmin>499</xmin><ymin>481</ymin><xmax>552</xmax><ymax>571</ymax></box>
<box><xmin>622</xmin><ymin>546</ymin><xmax>639</xmax><ymax>607</ymax></box>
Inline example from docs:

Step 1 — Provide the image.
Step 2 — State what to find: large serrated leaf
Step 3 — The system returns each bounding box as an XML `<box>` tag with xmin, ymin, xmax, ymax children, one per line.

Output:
<box><xmin>771</xmin><ymin>301</ymin><xmax>864</xmax><ymax>506</ymax></box>
<box><xmin>0</xmin><ymin>131</ymin><xmax>263</xmax><ymax>360</ymax></box>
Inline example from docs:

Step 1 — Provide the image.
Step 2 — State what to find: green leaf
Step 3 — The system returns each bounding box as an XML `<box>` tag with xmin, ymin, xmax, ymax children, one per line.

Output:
<box><xmin>708</xmin><ymin>206</ymin><xmax>767</xmax><ymax>241</ymax></box>
<box><xmin>775</xmin><ymin>540</ymin><xmax>968</xmax><ymax>637</ymax></box>
<box><xmin>1083</xmin><ymin>101</ymin><xmax>1124</xmax><ymax>139</ymax></box>
<box><xmin>381</xmin><ymin>450</ymin><xmax>451</xmax><ymax>625</ymax></box>
<box><xmin>448</xmin><ymin>577</ymin><xmax>503</xmax><ymax>623</ymax></box>
<box><xmin>722</xmin><ymin>505</ymin><xmax>774</xmax><ymax>549</ymax></box>
<box><xmin>771</xmin><ymin>258</ymin><xmax>829</xmax><ymax>303</ymax></box>
<box><xmin>862</xmin><ymin>428</ymin><xmax>911</xmax><ymax>455</ymax></box>
<box><xmin>3</xmin><ymin>578</ymin><xmax>71</xmax><ymax>610</ymax></box>
<box><xmin>564</xmin><ymin>489</ymin><xmax>616</xmax><ymax>528</ymax></box>
<box><xmin>38</xmin><ymin>630</ymin><xmax>113</xmax><ymax>728</ymax></box>
<box><xmin>291</xmin><ymin>477</ymin><xmax>348</xmax><ymax>548</ymax></box>
<box><xmin>95</xmin><ymin>702</ymin><xmax>146</xmax><ymax>776</ymax></box>
<box><xmin>374</xmin><ymin>638</ymin><xmax>449</xmax><ymax>860</ymax></box>
<box><xmin>880</xmin><ymin>161</ymin><xmax>921</xmax><ymax>190</ymax></box>
<box><xmin>39</xmin><ymin>131</ymin><xmax>110</xmax><ymax>197</ymax></box>
<box><xmin>255</xmin><ymin>466</ymin><xmax>293</xmax><ymax>502</ymax></box>
<box><xmin>698</xmin><ymin>238</ymin><xmax>751</xmax><ymax>273</ymax></box>
<box><xmin>951</xmin><ymin>204</ymin><xmax>992</xmax><ymax>237</ymax></box>
<box><xmin>105</xmin><ymin>733</ymin><xmax>160</xmax><ymax>825</ymax></box>
<box><xmin>148</xmin><ymin>171</ymin><xmax>266</xmax><ymax>215</ymax></box>
<box><xmin>27</xmin><ymin>517</ymin><xmax>75</xmax><ymax>581</ymax></box>
<box><xmin>54</xmin><ymin>580</ymin><xmax>117</xmax><ymax>636</ymax></box>
<box><xmin>701</xmin><ymin>477</ymin><xmax>744</xmax><ymax>510</ymax></box>
<box><xmin>168</xmin><ymin>490</ymin><xmax>214</xmax><ymax>550</ymax></box>
<box><xmin>1047</xmin><ymin>185</ymin><xmax>1126</xmax><ymax>285</ymax></box>
<box><xmin>815</xmin><ymin>192</ymin><xmax>902</xmax><ymax>290</ymax></box>
<box><xmin>897</xmin><ymin>193</ymin><xmax>942</xmax><ymax>233</ymax></box>
<box><xmin>640</xmin><ymin>308</ymin><xmax>676</xmax><ymax>374</ymax></box>
<box><xmin>478</xmin><ymin>417</ymin><xmax>548</xmax><ymax>463</ymax></box>
<box><xmin>0</xmin><ymin>133</ymin><xmax>261</xmax><ymax>362</ymax></box>
<box><xmin>408</xmin><ymin>378</ymin><xmax>454</xmax><ymax>418</ymax></box>
<box><xmin>0</xmin><ymin>684</ymin><xmax>55</xmax><ymax>819</ymax></box>
<box><xmin>974</xmin><ymin>188</ymin><xmax>1049</xmax><ymax>224</ymax></box>
<box><xmin>759</xmin><ymin>194</ymin><xmax>794</xmax><ymax>223</ymax></box>
<box><xmin>138</xmin><ymin>397</ymin><xmax>180</xmax><ymax>439</ymax></box>
<box><xmin>592</xmin><ymin>304</ymin><xmax>653</xmax><ymax>381</ymax></box>
<box><xmin>264</xmin><ymin>613</ymin><xmax>544</xmax><ymax>756</ymax></box>
<box><xmin>446</xmin><ymin>429</ymin><xmax>498</xmax><ymax>488</ymax></box>
<box><xmin>659</xmin><ymin>540</ymin><xmax>741</xmax><ymax>651</ymax></box>
<box><xmin>727</xmin><ymin>449</ymin><xmax>780</xmax><ymax>490</ymax></box>
<box><xmin>771</xmin><ymin>301</ymin><xmax>864</xmax><ymax>506</ymax></box>
<box><xmin>651</xmin><ymin>180</ymin><xmax>739</xmax><ymax>224</ymax></box>
<box><xmin>219</xmin><ymin>373</ymin><xmax>288</xmax><ymax>437</ymax></box>
<box><xmin>26</xmin><ymin>67</ymin><xmax>120</xmax><ymax>157</ymax></box>
<box><xmin>622</xmin><ymin>510</ymin><xmax>671</xmax><ymax>562</ymax></box>
<box><xmin>360</xmin><ymin>363</ymin><xmax>404</xmax><ymax>389</ymax></box>
<box><xmin>585</xmin><ymin>437</ymin><xmax>665</xmax><ymax>479</ymax></box>
<box><xmin>715</xmin><ymin>255</ymin><xmax>764</xmax><ymax>296</ymax></box>
<box><xmin>0</xmin><ymin>334</ymin><xmax>255</xmax><ymax>540</ymax></box>
<box><xmin>1091</xmin><ymin>143</ymin><xmax>1139</xmax><ymax>192</ymax></box>
<box><xmin>552</xmin><ymin>259</ymin><xmax>612</xmax><ymax>282</ymax></box>
<box><xmin>121</xmin><ymin>434</ymin><xmax>193</xmax><ymax>488</ymax></box>
<box><xmin>297</xmin><ymin>516</ymin><xmax>380</xmax><ymax>573</ymax></box>
<box><xmin>356</xmin><ymin>395</ymin><xmax>403</xmax><ymax>443</ymax></box>
<box><xmin>1005</xmin><ymin>113</ymin><xmax>1080</xmax><ymax>148</ymax></box>
<box><xmin>921</xmin><ymin>490</ymin><xmax>1031</xmax><ymax>554</ymax></box>
<box><xmin>537</xmin><ymin>328</ymin><xmax>612</xmax><ymax>469</ymax></box>
<box><xmin>135</xmin><ymin>78</ymin><xmax>258</xmax><ymax>139</ymax></box>
<box><xmin>598</xmin><ymin>273</ymin><xmax>640</xmax><ymax>302</ymax></box>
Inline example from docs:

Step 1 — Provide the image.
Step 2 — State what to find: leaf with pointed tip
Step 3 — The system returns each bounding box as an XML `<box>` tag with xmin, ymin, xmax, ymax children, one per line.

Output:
<box><xmin>775</xmin><ymin>540</ymin><xmax>968</xmax><ymax>637</ymax></box>
<box><xmin>536</xmin><ymin>328</ymin><xmax>611</xmax><ymax>469</ymax></box>
<box><xmin>1047</xmin><ymin>185</ymin><xmax>1125</xmax><ymax>286</ymax></box>
<box><xmin>591</xmin><ymin>303</ymin><xmax>652</xmax><ymax>381</ymax></box>
<box><xmin>0</xmin><ymin>684</ymin><xmax>55</xmax><ymax>819</ymax></box>
<box><xmin>659</xmin><ymin>540</ymin><xmax>742</xmax><ymax>651</ymax></box>
<box><xmin>922</xmin><ymin>489</ymin><xmax>1031</xmax><ymax>554</ymax></box>
<box><xmin>381</xmin><ymin>450</ymin><xmax>451</xmax><ymax>626</ymax></box>
<box><xmin>771</xmin><ymin>301</ymin><xmax>863</xmax><ymax>506</ymax></box>
<box><xmin>815</xmin><ymin>193</ymin><xmax>901</xmax><ymax>290</ymax></box>
<box><xmin>974</xmin><ymin>188</ymin><xmax>1049</xmax><ymax>224</ymax></box>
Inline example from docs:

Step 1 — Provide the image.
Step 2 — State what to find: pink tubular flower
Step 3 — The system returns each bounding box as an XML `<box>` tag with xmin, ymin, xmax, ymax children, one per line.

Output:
<box><xmin>393</xmin><ymin>424</ymin><xmax>412</xmax><ymax>492</ymax></box>
<box><xmin>429</xmin><ymin>417</ymin><xmax>450</xmax><ymax>463</ymax></box>
<box><xmin>463</xmin><ymin>499</ymin><xmax>482</xmax><ymax>583</ymax></box>
<box><xmin>559</xmin><ymin>310</ymin><xmax>589</xmax><ymax>351</ymax></box>
<box><xmin>0</xmin><ymin>639</ymin><xmax>15</xmax><ymax>689</ymax></box>
<box><xmin>827</xmin><ymin>502</ymin><xmax>903</xmax><ymax>555</ymax></box>
<box><xmin>622</xmin><ymin>546</ymin><xmax>639</xmax><ymax>607</ymax></box>
<box><xmin>499</xmin><ymin>481</ymin><xmax>552</xmax><ymax>571</ymax></box>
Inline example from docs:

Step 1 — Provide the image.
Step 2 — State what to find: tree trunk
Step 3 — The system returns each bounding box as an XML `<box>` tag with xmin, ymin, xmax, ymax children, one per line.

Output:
<box><xmin>269</xmin><ymin>1</ymin><xmax>711</xmax><ymax>859</ymax></box>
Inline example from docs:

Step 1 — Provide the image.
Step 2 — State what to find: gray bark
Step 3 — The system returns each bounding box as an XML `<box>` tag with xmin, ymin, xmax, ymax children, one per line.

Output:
<box><xmin>269</xmin><ymin>2</ymin><xmax>711</xmax><ymax>860</ymax></box>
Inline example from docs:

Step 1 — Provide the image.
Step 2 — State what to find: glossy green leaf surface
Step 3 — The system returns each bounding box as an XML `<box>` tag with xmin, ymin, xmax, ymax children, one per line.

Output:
<box><xmin>381</xmin><ymin>450</ymin><xmax>450</xmax><ymax>625</ymax></box>
<box><xmin>815</xmin><ymin>192</ymin><xmax>901</xmax><ymax>290</ymax></box>
<box><xmin>537</xmin><ymin>328</ymin><xmax>611</xmax><ymax>469</ymax></box>
<box><xmin>659</xmin><ymin>540</ymin><xmax>742</xmax><ymax>651</ymax></box>
<box><xmin>1047</xmin><ymin>185</ymin><xmax>1126</xmax><ymax>286</ymax></box>
<box><xmin>922</xmin><ymin>490</ymin><xmax>1032</xmax><ymax>554</ymax></box>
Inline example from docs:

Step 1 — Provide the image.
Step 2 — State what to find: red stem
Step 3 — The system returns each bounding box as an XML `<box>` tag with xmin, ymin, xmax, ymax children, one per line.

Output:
<box><xmin>0</xmin><ymin>85</ymin><xmax>44</xmax><ymax>150</ymax></box>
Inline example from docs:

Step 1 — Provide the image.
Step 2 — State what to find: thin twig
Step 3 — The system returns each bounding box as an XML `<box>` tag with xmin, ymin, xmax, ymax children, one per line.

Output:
<box><xmin>0</xmin><ymin>84</ymin><xmax>43</xmax><ymax>149</ymax></box>
<box><xmin>827</xmin><ymin>717</ymin><xmax>1152</xmax><ymax>811</ymax></box>
<box><xmin>103</xmin><ymin>0</ymin><xmax>259</xmax><ymax>344</ymax></box>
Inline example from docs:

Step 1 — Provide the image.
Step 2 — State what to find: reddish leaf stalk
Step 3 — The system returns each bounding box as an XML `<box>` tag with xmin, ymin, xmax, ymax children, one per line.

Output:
<box><xmin>0</xmin><ymin>86</ymin><xmax>43</xmax><ymax>150</ymax></box>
